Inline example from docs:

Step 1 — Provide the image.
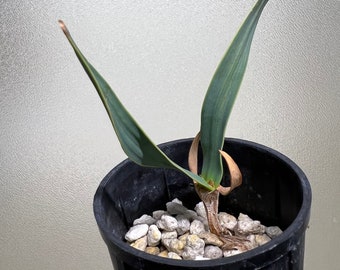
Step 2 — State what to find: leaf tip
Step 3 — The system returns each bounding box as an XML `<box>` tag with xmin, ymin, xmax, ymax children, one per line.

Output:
<box><xmin>58</xmin><ymin>20</ymin><xmax>70</xmax><ymax>37</ymax></box>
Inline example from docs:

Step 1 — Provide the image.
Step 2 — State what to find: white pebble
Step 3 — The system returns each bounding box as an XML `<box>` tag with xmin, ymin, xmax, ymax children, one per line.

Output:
<box><xmin>147</xmin><ymin>224</ymin><xmax>161</xmax><ymax>247</ymax></box>
<box><xmin>125</xmin><ymin>224</ymin><xmax>149</xmax><ymax>242</ymax></box>
<box><xmin>165</xmin><ymin>238</ymin><xmax>185</xmax><ymax>255</ymax></box>
<box><xmin>238</xmin><ymin>213</ymin><xmax>253</xmax><ymax>222</ymax></box>
<box><xmin>218</xmin><ymin>212</ymin><xmax>237</xmax><ymax>231</ymax></box>
<box><xmin>235</xmin><ymin>220</ymin><xmax>265</xmax><ymax>235</ymax></box>
<box><xmin>168</xmin><ymin>252</ymin><xmax>182</xmax><ymax>260</ymax></box>
<box><xmin>182</xmin><ymin>235</ymin><xmax>205</xmax><ymax>260</ymax></box>
<box><xmin>190</xmin><ymin>219</ymin><xmax>205</xmax><ymax>235</ymax></box>
<box><xmin>130</xmin><ymin>235</ymin><xmax>147</xmax><ymax>251</ymax></box>
<box><xmin>223</xmin><ymin>249</ymin><xmax>242</xmax><ymax>257</ymax></box>
<box><xmin>161</xmin><ymin>230</ymin><xmax>178</xmax><ymax>240</ymax></box>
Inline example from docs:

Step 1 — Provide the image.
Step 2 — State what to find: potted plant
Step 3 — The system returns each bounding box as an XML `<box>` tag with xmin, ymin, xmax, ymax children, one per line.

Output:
<box><xmin>59</xmin><ymin>0</ymin><xmax>311</xmax><ymax>269</ymax></box>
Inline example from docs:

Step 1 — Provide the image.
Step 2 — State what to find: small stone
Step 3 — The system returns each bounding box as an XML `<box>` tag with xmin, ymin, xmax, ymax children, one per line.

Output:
<box><xmin>235</xmin><ymin>219</ymin><xmax>265</xmax><ymax>235</ymax></box>
<box><xmin>182</xmin><ymin>210</ymin><xmax>198</xmax><ymax>220</ymax></box>
<box><xmin>130</xmin><ymin>236</ymin><xmax>147</xmax><ymax>251</ymax></box>
<box><xmin>124</xmin><ymin>201</ymin><xmax>281</xmax><ymax>261</ymax></box>
<box><xmin>238</xmin><ymin>213</ymin><xmax>253</xmax><ymax>222</ymax></box>
<box><xmin>178</xmin><ymin>232</ymin><xmax>189</xmax><ymax>244</ymax></box>
<box><xmin>133</xmin><ymin>214</ymin><xmax>156</xmax><ymax>225</ymax></box>
<box><xmin>158</xmin><ymin>250</ymin><xmax>169</xmax><ymax>258</ymax></box>
<box><xmin>245</xmin><ymin>234</ymin><xmax>258</xmax><ymax>249</ymax></box>
<box><xmin>187</xmin><ymin>234</ymin><xmax>204</xmax><ymax>248</ymax></box>
<box><xmin>161</xmin><ymin>231</ymin><xmax>178</xmax><ymax>250</ymax></box>
<box><xmin>190</xmin><ymin>219</ymin><xmax>205</xmax><ymax>235</ymax></box>
<box><xmin>145</xmin><ymin>246</ymin><xmax>160</xmax><ymax>255</ymax></box>
<box><xmin>164</xmin><ymin>238</ymin><xmax>185</xmax><ymax>255</ymax></box>
<box><xmin>204</xmin><ymin>245</ymin><xmax>223</xmax><ymax>259</ymax></box>
<box><xmin>266</xmin><ymin>226</ymin><xmax>283</xmax><ymax>239</ymax></box>
<box><xmin>182</xmin><ymin>234</ymin><xmax>205</xmax><ymax>260</ymax></box>
<box><xmin>172</xmin><ymin>198</ymin><xmax>183</xmax><ymax>204</ymax></box>
<box><xmin>156</xmin><ymin>215</ymin><xmax>178</xmax><ymax>231</ymax></box>
<box><xmin>192</xmin><ymin>215</ymin><xmax>208</xmax><ymax>230</ymax></box>
<box><xmin>223</xmin><ymin>249</ymin><xmax>242</xmax><ymax>257</ymax></box>
<box><xmin>166</xmin><ymin>199</ymin><xmax>189</xmax><ymax>215</ymax></box>
<box><xmin>194</xmin><ymin>202</ymin><xmax>207</xmax><ymax>219</ymax></box>
<box><xmin>218</xmin><ymin>212</ymin><xmax>237</xmax><ymax>231</ymax></box>
<box><xmin>198</xmin><ymin>231</ymin><xmax>224</xmax><ymax>247</ymax></box>
<box><xmin>176</xmin><ymin>215</ymin><xmax>191</xmax><ymax>235</ymax></box>
<box><xmin>255</xmin><ymin>234</ymin><xmax>271</xmax><ymax>246</ymax></box>
<box><xmin>147</xmin><ymin>224</ymin><xmax>161</xmax><ymax>247</ymax></box>
<box><xmin>168</xmin><ymin>252</ymin><xmax>182</xmax><ymax>260</ymax></box>
<box><xmin>125</xmin><ymin>224</ymin><xmax>149</xmax><ymax>242</ymax></box>
<box><xmin>152</xmin><ymin>210</ymin><xmax>167</xmax><ymax>220</ymax></box>
<box><xmin>161</xmin><ymin>231</ymin><xmax>178</xmax><ymax>240</ymax></box>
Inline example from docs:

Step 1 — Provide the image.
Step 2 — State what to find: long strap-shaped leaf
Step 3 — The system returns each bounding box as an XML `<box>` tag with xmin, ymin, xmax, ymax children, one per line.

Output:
<box><xmin>200</xmin><ymin>0</ymin><xmax>268</xmax><ymax>186</ymax></box>
<box><xmin>59</xmin><ymin>21</ymin><xmax>214</xmax><ymax>191</ymax></box>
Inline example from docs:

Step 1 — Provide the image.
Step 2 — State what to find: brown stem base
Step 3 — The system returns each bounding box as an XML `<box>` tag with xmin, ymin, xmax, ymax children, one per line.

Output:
<box><xmin>194</xmin><ymin>183</ymin><xmax>248</xmax><ymax>251</ymax></box>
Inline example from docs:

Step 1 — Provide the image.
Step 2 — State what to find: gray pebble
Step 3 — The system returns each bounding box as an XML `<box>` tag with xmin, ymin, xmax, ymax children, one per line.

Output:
<box><xmin>176</xmin><ymin>215</ymin><xmax>191</xmax><ymax>235</ymax></box>
<box><xmin>156</xmin><ymin>215</ymin><xmax>178</xmax><ymax>231</ymax></box>
<box><xmin>166</xmin><ymin>198</ymin><xmax>189</xmax><ymax>215</ymax></box>
<box><xmin>204</xmin><ymin>245</ymin><xmax>223</xmax><ymax>259</ymax></box>
<box><xmin>182</xmin><ymin>209</ymin><xmax>198</xmax><ymax>220</ymax></box>
<box><xmin>266</xmin><ymin>226</ymin><xmax>283</xmax><ymax>239</ymax></box>
<box><xmin>133</xmin><ymin>214</ymin><xmax>156</xmax><ymax>225</ymax></box>
<box><xmin>152</xmin><ymin>210</ymin><xmax>167</xmax><ymax>220</ymax></box>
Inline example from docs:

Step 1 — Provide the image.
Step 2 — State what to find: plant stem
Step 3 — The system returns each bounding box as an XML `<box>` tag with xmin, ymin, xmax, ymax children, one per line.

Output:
<box><xmin>194</xmin><ymin>183</ymin><xmax>248</xmax><ymax>251</ymax></box>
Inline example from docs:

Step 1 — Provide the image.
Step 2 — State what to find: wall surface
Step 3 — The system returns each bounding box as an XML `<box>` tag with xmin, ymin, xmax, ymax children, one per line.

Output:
<box><xmin>1</xmin><ymin>0</ymin><xmax>339</xmax><ymax>269</ymax></box>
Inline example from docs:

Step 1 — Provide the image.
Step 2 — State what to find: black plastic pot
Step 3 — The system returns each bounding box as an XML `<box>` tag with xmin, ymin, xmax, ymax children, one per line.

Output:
<box><xmin>93</xmin><ymin>138</ymin><xmax>311</xmax><ymax>270</ymax></box>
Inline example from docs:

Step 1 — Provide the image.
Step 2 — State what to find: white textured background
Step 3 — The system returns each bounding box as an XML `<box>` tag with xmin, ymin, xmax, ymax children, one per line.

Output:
<box><xmin>1</xmin><ymin>0</ymin><xmax>339</xmax><ymax>269</ymax></box>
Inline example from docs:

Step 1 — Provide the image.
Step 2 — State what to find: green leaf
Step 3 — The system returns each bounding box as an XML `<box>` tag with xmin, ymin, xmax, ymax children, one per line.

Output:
<box><xmin>200</xmin><ymin>0</ymin><xmax>269</xmax><ymax>187</ymax></box>
<box><xmin>59</xmin><ymin>21</ymin><xmax>214</xmax><ymax>191</ymax></box>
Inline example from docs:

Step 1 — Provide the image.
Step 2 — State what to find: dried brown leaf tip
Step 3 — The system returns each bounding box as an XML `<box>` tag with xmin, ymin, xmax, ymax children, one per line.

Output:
<box><xmin>217</xmin><ymin>150</ymin><xmax>242</xmax><ymax>196</ymax></box>
<box><xmin>58</xmin><ymin>20</ymin><xmax>70</xmax><ymax>37</ymax></box>
<box><xmin>188</xmin><ymin>132</ymin><xmax>200</xmax><ymax>175</ymax></box>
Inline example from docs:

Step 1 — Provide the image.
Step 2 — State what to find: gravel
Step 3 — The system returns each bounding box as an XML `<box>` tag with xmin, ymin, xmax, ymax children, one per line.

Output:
<box><xmin>125</xmin><ymin>198</ymin><xmax>282</xmax><ymax>260</ymax></box>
